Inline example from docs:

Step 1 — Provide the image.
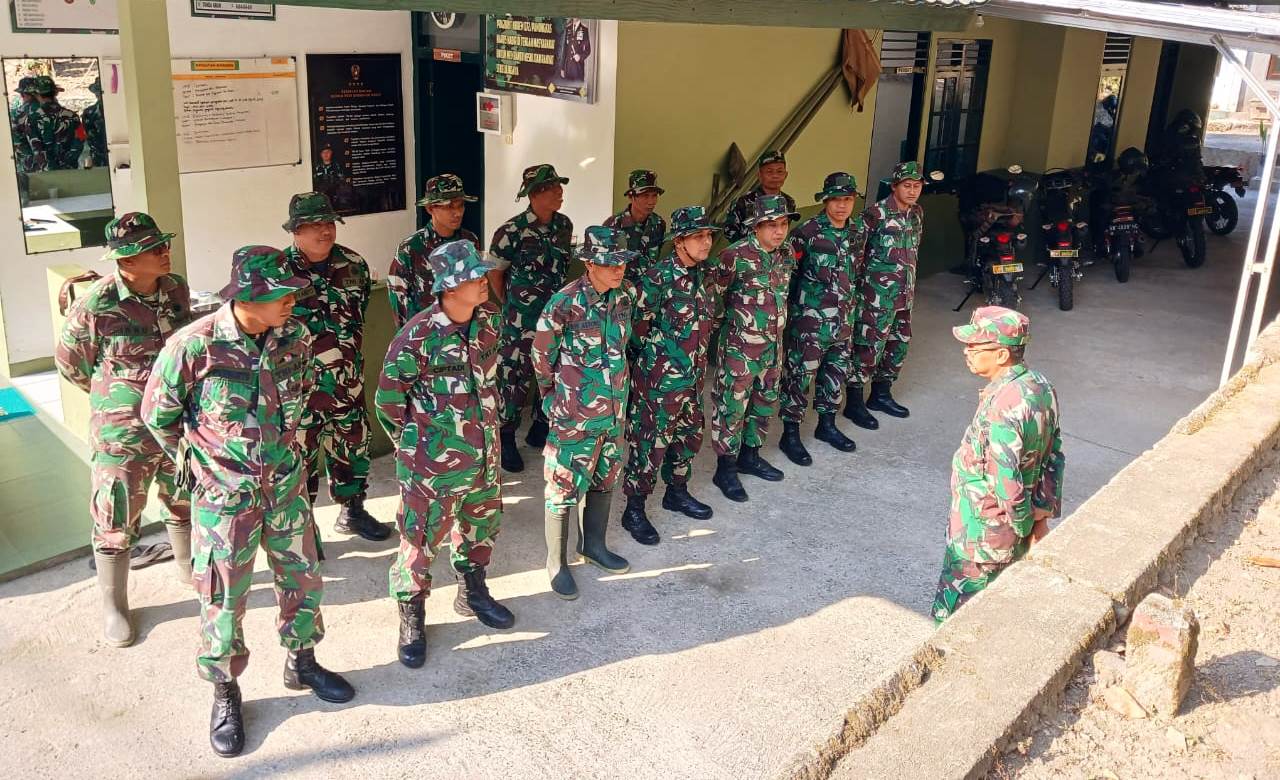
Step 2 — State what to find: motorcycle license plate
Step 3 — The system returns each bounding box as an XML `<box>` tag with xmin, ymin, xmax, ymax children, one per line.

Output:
<box><xmin>1187</xmin><ymin>206</ymin><xmax>1213</xmax><ymax>216</ymax></box>
<box><xmin>991</xmin><ymin>263</ymin><xmax>1023</xmax><ymax>275</ymax></box>
<box><xmin>1048</xmin><ymin>249</ymin><xmax>1078</xmax><ymax>258</ymax></box>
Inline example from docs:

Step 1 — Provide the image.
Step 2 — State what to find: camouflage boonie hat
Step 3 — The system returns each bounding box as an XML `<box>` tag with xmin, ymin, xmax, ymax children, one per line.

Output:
<box><xmin>624</xmin><ymin>169</ymin><xmax>665</xmax><ymax>197</ymax></box>
<box><xmin>758</xmin><ymin>150</ymin><xmax>787</xmax><ymax>168</ymax></box>
<box><xmin>16</xmin><ymin>77</ymin><xmax>36</xmax><ymax>95</ymax></box>
<box><xmin>31</xmin><ymin>76</ymin><xmax>58</xmax><ymax>96</ymax></box>
<box><xmin>891</xmin><ymin>161</ymin><xmax>925</xmax><ymax>183</ymax></box>
<box><xmin>88</xmin><ymin>78</ymin><xmax>103</xmax><ymax>96</ymax></box>
<box><xmin>667</xmin><ymin>205</ymin><xmax>722</xmax><ymax>239</ymax></box>
<box><xmin>516</xmin><ymin>163</ymin><xmax>570</xmax><ymax>199</ymax></box>
<box><xmin>429</xmin><ymin>240</ymin><xmax>496</xmax><ymax>294</ymax></box>
<box><xmin>417</xmin><ymin>173</ymin><xmax>478</xmax><ymax>206</ymax></box>
<box><xmin>577</xmin><ymin>225</ymin><xmax>637</xmax><ymax>267</ymax></box>
<box><xmin>952</xmin><ymin>305</ymin><xmax>1030</xmax><ymax>347</ymax></box>
<box><xmin>744</xmin><ymin>194</ymin><xmax>800</xmax><ymax>227</ymax></box>
<box><xmin>220</xmin><ymin>245</ymin><xmax>310</xmax><ymax>303</ymax></box>
<box><xmin>815</xmin><ymin>172</ymin><xmax>859</xmax><ymax>201</ymax></box>
<box><xmin>102</xmin><ymin>212</ymin><xmax>176</xmax><ymax>262</ymax></box>
<box><xmin>282</xmin><ymin>191</ymin><xmax>344</xmax><ymax>232</ymax></box>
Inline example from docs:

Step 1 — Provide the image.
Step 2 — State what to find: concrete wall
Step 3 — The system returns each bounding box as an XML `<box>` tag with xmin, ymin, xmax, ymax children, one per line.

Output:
<box><xmin>1115</xmin><ymin>36</ymin><xmax>1163</xmax><ymax>154</ymax></box>
<box><xmin>1167</xmin><ymin>42</ymin><xmax>1220</xmax><ymax>130</ymax></box>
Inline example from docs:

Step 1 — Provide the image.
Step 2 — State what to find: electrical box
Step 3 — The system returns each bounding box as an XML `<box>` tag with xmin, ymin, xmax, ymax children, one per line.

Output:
<box><xmin>477</xmin><ymin>91</ymin><xmax>514</xmax><ymax>136</ymax></box>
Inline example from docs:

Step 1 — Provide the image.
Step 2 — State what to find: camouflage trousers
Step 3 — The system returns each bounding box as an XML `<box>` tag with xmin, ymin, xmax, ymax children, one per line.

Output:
<box><xmin>498</xmin><ymin>306</ymin><xmax>549</xmax><ymax>429</ymax></box>
<box><xmin>544</xmin><ymin>433</ymin><xmax>622</xmax><ymax>512</ymax></box>
<box><xmin>90</xmin><ymin>449</ymin><xmax>190</xmax><ymax>554</ymax></box>
<box><xmin>851</xmin><ymin>303</ymin><xmax>912</xmax><ymax>386</ymax></box>
<box><xmin>299</xmin><ymin>395</ymin><xmax>371</xmax><ymax>504</ymax></box>
<box><xmin>930</xmin><ymin>539</ymin><xmax>1027</xmax><ymax>624</ymax></box>
<box><xmin>780</xmin><ymin>332</ymin><xmax>851</xmax><ymax>422</ymax></box>
<box><xmin>623</xmin><ymin>387</ymin><xmax>703</xmax><ymax>497</ymax></box>
<box><xmin>389</xmin><ymin>482</ymin><xmax>502</xmax><ymax>603</ymax></box>
<box><xmin>191</xmin><ymin>478</ymin><xmax>324</xmax><ymax>683</ymax></box>
<box><xmin>712</xmin><ymin>341</ymin><xmax>781</xmax><ymax>456</ymax></box>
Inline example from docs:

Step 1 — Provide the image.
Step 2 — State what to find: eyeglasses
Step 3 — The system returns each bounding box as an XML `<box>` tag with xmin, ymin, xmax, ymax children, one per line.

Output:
<box><xmin>962</xmin><ymin>344</ymin><xmax>1005</xmax><ymax>354</ymax></box>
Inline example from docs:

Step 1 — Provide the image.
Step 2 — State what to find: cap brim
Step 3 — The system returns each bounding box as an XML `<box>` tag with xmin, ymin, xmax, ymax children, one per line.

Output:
<box><xmin>432</xmin><ymin>257</ymin><xmax>497</xmax><ymax>294</ymax></box>
<box><xmin>668</xmin><ymin>224</ymin><xmax>723</xmax><ymax>240</ymax></box>
<box><xmin>745</xmin><ymin>211</ymin><xmax>800</xmax><ymax>227</ymax></box>
<box><xmin>102</xmin><ymin>231</ymin><xmax>176</xmax><ymax>262</ymax></box>
<box><xmin>416</xmin><ymin>193</ymin><xmax>479</xmax><ymax>206</ymax></box>
<box><xmin>626</xmin><ymin>186</ymin><xmax>665</xmax><ymax>196</ymax></box>
<box><xmin>283</xmin><ymin>214</ymin><xmax>345</xmax><ymax>231</ymax></box>
<box><xmin>816</xmin><ymin>189</ymin><xmax>858</xmax><ymax>200</ymax></box>
<box><xmin>952</xmin><ymin>324</ymin><xmax>982</xmax><ymax>343</ymax></box>
<box><xmin>222</xmin><ymin>278</ymin><xmax>310</xmax><ymax>303</ymax></box>
<box><xmin>581</xmin><ymin>249</ymin><xmax>638</xmax><ymax>266</ymax></box>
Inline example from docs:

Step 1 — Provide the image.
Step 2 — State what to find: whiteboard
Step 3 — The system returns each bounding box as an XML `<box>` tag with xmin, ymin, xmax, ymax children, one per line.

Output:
<box><xmin>172</xmin><ymin>57</ymin><xmax>301</xmax><ymax>174</ymax></box>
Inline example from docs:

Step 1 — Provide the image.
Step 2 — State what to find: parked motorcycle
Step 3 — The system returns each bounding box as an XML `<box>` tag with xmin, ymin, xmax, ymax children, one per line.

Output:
<box><xmin>1088</xmin><ymin>147</ymin><xmax>1150</xmax><ymax>283</ymax></box>
<box><xmin>1140</xmin><ymin>129</ymin><xmax>1210</xmax><ymax>268</ymax></box>
<box><xmin>951</xmin><ymin>165</ymin><xmax>1035</xmax><ymax>311</ymax></box>
<box><xmin>1036</xmin><ymin>168</ymin><xmax>1088</xmax><ymax>311</ymax></box>
<box><xmin>1204</xmin><ymin>164</ymin><xmax>1247</xmax><ymax>236</ymax></box>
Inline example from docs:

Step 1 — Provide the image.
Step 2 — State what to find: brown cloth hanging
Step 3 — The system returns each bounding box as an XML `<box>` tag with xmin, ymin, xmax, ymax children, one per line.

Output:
<box><xmin>842</xmin><ymin>29</ymin><xmax>881</xmax><ymax>112</ymax></box>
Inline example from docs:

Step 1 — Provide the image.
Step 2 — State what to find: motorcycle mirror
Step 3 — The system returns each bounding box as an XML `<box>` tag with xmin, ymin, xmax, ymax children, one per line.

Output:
<box><xmin>1007</xmin><ymin>164</ymin><xmax>1024</xmax><ymax>175</ymax></box>
<box><xmin>929</xmin><ymin>170</ymin><xmax>945</xmax><ymax>181</ymax></box>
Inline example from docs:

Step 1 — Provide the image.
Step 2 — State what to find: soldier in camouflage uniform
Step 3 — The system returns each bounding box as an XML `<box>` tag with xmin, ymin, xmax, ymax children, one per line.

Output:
<box><xmin>80</xmin><ymin>77</ymin><xmax>108</xmax><ymax>168</ymax></box>
<box><xmin>387</xmin><ymin>173</ymin><xmax>482</xmax><ymax>329</ymax></box>
<box><xmin>283</xmin><ymin>192</ymin><xmax>390</xmax><ymax>542</ymax></box>
<box><xmin>709</xmin><ymin>195</ymin><xmax>798</xmax><ymax>503</ymax></box>
<box><xmin>724</xmin><ymin>150</ymin><xmax>798</xmax><ymax>243</ymax></box>
<box><xmin>377</xmin><ymin>240</ymin><xmax>514</xmax><ymax>669</ymax></box>
<box><xmin>55</xmin><ymin>213</ymin><xmax>193</xmax><ymax>647</ymax></box>
<box><xmin>30</xmin><ymin>76</ymin><xmax>83</xmax><ymax>171</ymax></box>
<box><xmin>846</xmin><ymin>161</ymin><xmax>926</xmax><ymax>430</ymax></box>
<box><xmin>778</xmin><ymin>173</ymin><xmax>864</xmax><ymax>467</ymax></box>
<box><xmin>532</xmin><ymin>226</ymin><xmax>635</xmax><ymax>599</ymax></box>
<box><xmin>603</xmin><ymin>169</ymin><xmax>667</xmax><ymax>283</ymax></box>
<box><xmin>142</xmin><ymin>246</ymin><xmax>355</xmax><ymax>758</ymax></box>
<box><xmin>10</xmin><ymin>77</ymin><xmax>37</xmax><ymax>173</ymax></box>
<box><xmin>619</xmin><ymin>206</ymin><xmax>720</xmax><ymax>545</ymax></box>
<box><xmin>932</xmin><ymin>307</ymin><xmax>1064</xmax><ymax>623</ymax></box>
<box><xmin>489</xmin><ymin>163</ymin><xmax>574</xmax><ymax>473</ymax></box>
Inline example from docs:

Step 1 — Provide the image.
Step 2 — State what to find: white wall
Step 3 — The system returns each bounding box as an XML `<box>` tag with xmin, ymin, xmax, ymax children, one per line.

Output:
<box><xmin>481</xmin><ymin>19</ymin><xmax>617</xmax><ymax>245</ymax></box>
<box><xmin>0</xmin><ymin>1</ymin><xmax>416</xmax><ymax>364</ymax></box>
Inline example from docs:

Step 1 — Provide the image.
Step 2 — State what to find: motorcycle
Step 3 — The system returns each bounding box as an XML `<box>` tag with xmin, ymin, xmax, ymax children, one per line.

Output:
<box><xmin>951</xmin><ymin>165</ymin><xmax>1034</xmax><ymax>311</ymax></box>
<box><xmin>1204</xmin><ymin>164</ymin><xmax>1247</xmax><ymax>236</ymax></box>
<box><xmin>1139</xmin><ymin>160</ymin><xmax>1210</xmax><ymax>269</ymax></box>
<box><xmin>1100</xmin><ymin>202</ymin><xmax>1142</xmax><ymax>283</ymax></box>
<box><xmin>1036</xmin><ymin>168</ymin><xmax>1089</xmax><ymax>311</ymax></box>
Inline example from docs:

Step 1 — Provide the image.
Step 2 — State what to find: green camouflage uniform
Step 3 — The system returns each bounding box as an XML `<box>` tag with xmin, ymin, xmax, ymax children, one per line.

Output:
<box><xmin>30</xmin><ymin>77</ymin><xmax>84</xmax><ymax>171</ymax></box>
<box><xmin>604</xmin><ymin>169</ymin><xmax>667</xmax><ymax>283</ymax></box>
<box><xmin>142</xmin><ymin>247</ymin><xmax>321</xmax><ymax>683</ymax></box>
<box><xmin>10</xmin><ymin>79</ymin><xmax>36</xmax><ymax>173</ymax></box>
<box><xmin>724</xmin><ymin>151</ymin><xmax>796</xmax><ymax>243</ymax></box>
<box><xmin>376</xmin><ymin>241</ymin><xmax>503</xmax><ymax>603</ymax></box>
<box><xmin>932</xmin><ymin>307</ymin><xmax>1064</xmax><ymax>623</ymax></box>
<box><xmin>387</xmin><ymin>174</ymin><xmax>482</xmax><ymax>329</ymax></box>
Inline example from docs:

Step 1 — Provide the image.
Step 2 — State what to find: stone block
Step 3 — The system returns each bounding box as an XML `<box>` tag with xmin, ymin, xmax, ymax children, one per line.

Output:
<box><xmin>1123</xmin><ymin>593</ymin><xmax>1199</xmax><ymax>717</ymax></box>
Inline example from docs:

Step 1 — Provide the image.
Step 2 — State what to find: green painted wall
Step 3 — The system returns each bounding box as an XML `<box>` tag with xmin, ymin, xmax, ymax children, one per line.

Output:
<box><xmin>1115</xmin><ymin>37</ymin><xmax>1163</xmax><ymax>154</ymax></box>
<box><xmin>1168</xmin><ymin>43</ymin><xmax>1219</xmax><ymax>129</ymax></box>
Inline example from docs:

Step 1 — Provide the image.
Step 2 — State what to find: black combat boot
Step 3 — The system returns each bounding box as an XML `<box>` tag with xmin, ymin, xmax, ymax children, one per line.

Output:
<box><xmin>620</xmin><ymin>494</ymin><xmax>659</xmax><ymax>546</ymax></box>
<box><xmin>396</xmin><ymin>598</ymin><xmax>426</xmax><ymax>669</ymax></box>
<box><xmin>524</xmin><ymin>417</ymin><xmax>549</xmax><ymax>449</ymax></box>
<box><xmin>661</xmin><ymin>482</ymin><xmax>713</xmax><ymax>520</ymax></box>
<box><xmin>778</xmin><ymin>421</ymin><xmax>812</xmax><ymax>466</ymax></box>
<box><xmin>453</xmin><ymin>567</ymin><xmax>515</xmax><ymax>629</ymax></box>
<box><xmin>209</xmin><ymin>680</ymin><xmax>244</xmax><ymax>758</ymax></box>
<box><xmin>544</xmin><ymin>506</ymin><xmax>578</xmax><ymax>600</ymax></box>
<box><xmin>335</xmin><ymin>496</ymin><xmax>392</xmax><ymax>541</ymax></box>
<box><xmin>500</xmin><ymin>424</ymin><xmax>524</xmax><ymax>473</ymax></box>
<box><xmin>843</xmin><ymin>384</ymin><xmax>880</xmax><ymax>430</ymax></box>
<box><xmin>814</xmin><ymin>413</ymin><xmax>857</xmax><ymax>452</ymax></box>
<box><xmin>578</xmin><ymin>490</ymin><xmax>630</xmax><ymax>573</ymax></box>
<box><xmin>283</xmin><ymin>648</ymin><xmax>355</xmax><ymax>703</ymax></box>
<box><xmin>737</xmin><ymin>445</ymin><xmax>784</xmax><ymax>482</ymax></box>
<box><xmin>866</xmin><ymin>381</ymin><xmax>910</xmax><ymax>418</ymax></box>
<box><xmin>712</xmin><ymin>454</ymin><xmax>748</xmax><ymax>502</ymax></box>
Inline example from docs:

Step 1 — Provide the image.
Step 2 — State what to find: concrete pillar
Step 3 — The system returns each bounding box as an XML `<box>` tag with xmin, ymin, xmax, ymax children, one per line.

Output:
<box><xmin>118</xmin><ymin>0</ymin><xmax>186</xmax><ymax>275</ymax></box>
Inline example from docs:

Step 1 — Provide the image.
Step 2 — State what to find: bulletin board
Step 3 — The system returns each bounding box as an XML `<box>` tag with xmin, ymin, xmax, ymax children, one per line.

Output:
<box><xmin>171</xmin><ymin>57</ymin><xmax>300</xmax><ymax>173</ymax></box>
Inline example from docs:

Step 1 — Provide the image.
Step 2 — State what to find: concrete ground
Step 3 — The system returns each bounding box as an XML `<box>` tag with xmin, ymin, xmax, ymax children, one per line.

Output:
<box><xmin>0</xmin><ymin>194</ymin><xmax>1268</xmax><ymax>779</ymax></box>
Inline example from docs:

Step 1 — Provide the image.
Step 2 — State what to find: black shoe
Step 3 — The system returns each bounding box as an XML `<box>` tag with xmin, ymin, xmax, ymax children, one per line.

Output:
<box><xmin>334</xmin><ymin>497</ymin><xmax>392</xmax><ymax>541</ymax></box>
<box><xmin>620</xmin><ymin>494</ymin><xmax>660</xmax><ymax>545</ymax></box>
<box><xmin>453</xmin><ymin>567</ymin><xmax>515</xmax><ymax>629</ymax></box>
<box><xmin>814</xmin><ymin>413</ymin><xmax>857</xmax><ymax>452</ymax></box>
<box><xmin>712</xmin><ymin>454</ymin><xmax>748</xmax><ymax>502</ymax></box>
<box><xmin>661</xmin><ymin>483</ymin><xmax>713</xmax><ymax>520</ymax></box>
<box><xmin>500</xmin><ymin>425</ymin><xmax>524</xmax><ymax>473</ymax></box>
<box><xmin>778</xmin><ymin>421</ymin><xmax>812</xmax><ymax>466</ymax></box>
<box><xmin>210</xmin><ymin>681</ymin><xmax>244</xmax><ymax>758</ymax></box>
<box><xmin>397</xmin><ymin>599</ymin><xmax>426</xmax><ymax>669</ymax></box>
<box><xmin>283</xmin><ymin>648</ymin><xmax>355</xmax><ymax>703</ymax></box>
<box><xmin>843</xmin><ymin>385</ymin><xmax>880</xmax><ymax>430</ymax></box>
<box><xmin>524</xmin><ymin>418</ymin><xmax>549</xmax><ymax>449</ymax></box>
<box><xmin>578</xmin><ymin>490</ymin><xmax>630</xmax><ymax>573</ymax></box>
<box><xmin>866</xmin><ymin>381</ymin><xmax>910</xmax><ymax>418</ymax></box>
<box><xmin>737</xmin><ymin>446</ymin><xmax>784</xmax><ymax>482</ymax></box>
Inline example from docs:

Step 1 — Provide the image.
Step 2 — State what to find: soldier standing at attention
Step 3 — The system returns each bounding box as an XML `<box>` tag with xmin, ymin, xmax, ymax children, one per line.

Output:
<box><xmin>933</xmin><ymin>306</ymin><xmax>1064</xmax><ymax>623</ymax></box>
<box><xmin>603</xmin><ymin>169</ymin><xmax>667</xmax><ymax>283</ymax></box>
<box><xmin>709</xmin><ymin>195</ymin><xmax>798</xmax><ymax>503</ymax></box>
<box><xmin>81</xmin><ymin>77</ymin><xmax>108</xmax><ymax>168</ymax></box>
<box><xmin>11</xmin><ymin>77</ymin><xmax>37</xmax><ymax>173</ymax></box>
<box><xmin>619</xmin><ymin>206</ymin><xmax>720</xmax><ymax>545</ymax></box>
<box><xmin>845</xmin><ymin>161</ymin><xmax>926</xmax><ymax>430</ymax></box>
<box><xmin>30</xmin><ymin>76</ymin><xmax>83</xmax><ymax>170</ymax></box>
<box><xmin>532</xmin><ymin>226</ymin><xmax>635</xmax><ymax>600</ymax></box>
<box><xmin>488</xmin><ymin>163</ymin><xmax>573</xmax><ymax>474</ymax></box>
<box><xmin>55</xmin><ymin>213</ymin><xmax>193</xmax><ymax>647</ymax></box>
<box><xmin>283</xmin><ymin>192</ymin><xmax>390</xmax><ymax>542</ymax></box>
<box><xmin>387</xmin><ymin>174</ymin><xmax>482</xmax><ymax>330</ymax></box>
<box><xmin>778</xmin><ymin>172</ymin><xmax>863</xmax><ymax>466</ymax></box>
<box><xmin>143</xmin><ymin>247</ymin><xmax>355</xmax><ymax>758</ymax></box>
<box><xmin>376</xmin><ymin>240</ymin><xmax>514</xmax><ymax>669</ymax></box>
<box><xmin>724</xmin><ymin>150</ymin><xmax>797</xmax><ymax>243</ymax></box>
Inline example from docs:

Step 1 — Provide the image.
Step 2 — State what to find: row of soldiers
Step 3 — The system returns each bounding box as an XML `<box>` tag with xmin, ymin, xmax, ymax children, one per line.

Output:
<box><xmin>10</xmin><ymin>75</ymin><xmax>107</xmax><ymax>173</ymax></box>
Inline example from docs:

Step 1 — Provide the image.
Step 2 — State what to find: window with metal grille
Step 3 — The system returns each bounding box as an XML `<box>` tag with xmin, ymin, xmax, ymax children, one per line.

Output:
<box><xmin>923</xmin><ymin>39</ymin><xmax>992</xmax><ymax>181</ymax></box>
<box><xmin>880</xmin><ymin>30</ymin><xmax>930</xmax><ymax>75</ymax></box>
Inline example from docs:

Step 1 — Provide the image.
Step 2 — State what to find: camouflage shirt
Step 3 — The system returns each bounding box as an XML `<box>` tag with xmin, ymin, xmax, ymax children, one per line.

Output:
<box><xmin>375</xmin><ymin>300</ymin><xmax>502</xmax><ymax>499</ymax></box>
<box><xmin>12</xmin><ymin>102</ymin><xmax>37</xmax><ymax>172</ymax></box>
<box><xmin>387</xmin><ymin>222</ymin><xmax>482</xmax><ymax>329</ymax></box>
<box><xmin>488</xmin><ymin>208</ymin><xmax>574</xmax><ymax>320</ymax></box>
<box><xmin>949</xmin><ymin>363</ymin><xmax>1064</xmax><ymax>564</ymax></box>
<box><xmin>55</xmin><ymin>272</ymin><xmax>193</xmax><ymax>458</ymax></box>
<box><xmin>710</xmin><ymin>234</ymin><xmax>796</xmax><ymax>355</ymax></box>
<box><xmin>725</xmin><ymin>186</ymin><xmax>797</xmax><ymax>243</ymax></box>
<box><xmin>859</xmin><ymin>197</ymin><xmax>924</xmax><ymax>310</ymax></box>
<box><xmin>142</xmin><ymin>302</ymin><xmax>315</xmax><ymax>496</ymax></box>
<box><xmin>285</xmin><ymin>243</ymin><xmax>371</xmax><ymax>399</ymax></box>
<box><xmin>532</xmin><ymin>276</ymin><xmax>635</xmax><ymax>441</ymax></box>
<box><xmin>81</xmin><ymin>100</ymin><xmax>107</xmax><ymax>168</ymax></box>
<box><xmin>788</xmin><ymin>211</ymin><xmax>865</xmax><ymax>343</ymax></box>
<box><xmin>603</xmin><ymin>207</ymin><xmax>667</xmax><ymax>282</ymax></box>
<box><xmin>630</xmin><ymin>251</ymin><xmax>717</xmax><ymax>394</ymax></box>
<box><xmin>33</xmin><ymin>101</ymin><xmax>84</xmax><ymax>171</ymax></box>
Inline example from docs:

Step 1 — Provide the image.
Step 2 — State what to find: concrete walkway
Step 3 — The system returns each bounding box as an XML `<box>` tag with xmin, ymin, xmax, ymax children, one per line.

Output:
<box><xmin>0</xmin><ymin>200</ymin><xmax>1264</xmax><ymax>778</ymax></box>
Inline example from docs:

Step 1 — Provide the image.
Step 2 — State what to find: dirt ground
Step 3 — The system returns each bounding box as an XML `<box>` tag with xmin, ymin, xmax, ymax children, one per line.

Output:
<box><xmin>990</xmin><ymin>459</ymin><xmax>1280</xmax><ymax>780</ymax></box>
